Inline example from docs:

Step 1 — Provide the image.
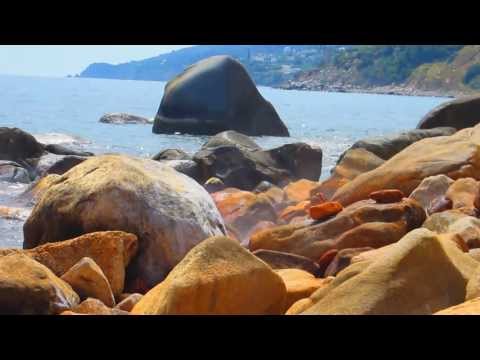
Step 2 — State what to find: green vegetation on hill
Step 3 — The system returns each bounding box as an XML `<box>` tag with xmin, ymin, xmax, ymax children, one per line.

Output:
<box><xmin>331</xmin><ymin>45</ymin><xmax>463</xmax><ymax>86</ymax></box>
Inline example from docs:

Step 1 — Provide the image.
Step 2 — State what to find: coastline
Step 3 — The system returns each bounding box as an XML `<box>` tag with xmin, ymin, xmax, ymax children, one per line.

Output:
<box><xmin>276</xmin><ymin>82</ymin><xmax>465</xmax><ymax>99</ymax></box>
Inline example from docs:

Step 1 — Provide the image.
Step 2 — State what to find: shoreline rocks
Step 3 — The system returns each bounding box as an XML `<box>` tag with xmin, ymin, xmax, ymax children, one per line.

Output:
<box><xmin>99</xmin><ymin>113</ymin><xmax>152</xmax><ymax>125</ymax></box>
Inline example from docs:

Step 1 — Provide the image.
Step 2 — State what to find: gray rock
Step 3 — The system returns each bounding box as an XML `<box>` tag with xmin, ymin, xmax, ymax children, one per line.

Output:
<box><xmin>35</xmin><ymin>153</ymin><xmax>87</xmax><ymax>177</ymax></box>
<box><xmin>99</xmin><ymin>112</ymin><xmax>152</xmax><ymax>125</ymax></box>
<box><xmin>152</xmin><ymin>56</ymin><xmax>289</xmax><ymax>137</ymax></box>
<box><xmin>340</xmin><ymin>127</ymin><xmax>456</xmax><ymax>161</ymax></box>
<box><xmin>193</xmin><ymin>131</ymin><xmax>322</xmax><ymax>190</ymax></box>
<box><xmin>43</xmin><ymin>143</ymin><xmax>93</xmax><ymax>157</ymax></box>
<box><xmin>0</xmin><ymin>127</ymin><xmax>45</xmax><ymax>172</ymax></box>
<box><xmin>152</xmin><ymin>149</ymin><xmax>192</xmax><ymax>161</ymax></box>
<box><xmin>417</xmin><ymin>95</ymin><xmax>480</xmax><ymax>130</ymax></box>
<box><xmin>0</xmin><ymin>160</ymin><xmax>31</xmax><ymax>183</ymax></box>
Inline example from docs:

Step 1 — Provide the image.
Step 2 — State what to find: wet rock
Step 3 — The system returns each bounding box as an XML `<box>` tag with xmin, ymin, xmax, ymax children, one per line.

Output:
<box><xmin>301</xmin><ymin>228</ymin><xmax>478</xmax><ymax>315</ymax></box>
<box><xmin>250</xmin><ymin>198</ymin><xmax>426</xmax><ymax>262</ymax></box>
<box><xmin>332</xmin><ymin>124</ymin><xmax>480</xmax><ymax>206</ymax></box>
<box><xmin>152</xmin><ymin>56</ymin><xmax>289</xmax><ymax>137</ymax></box>
<box><xmin>252</xmin><ymin>249</ymin><xmax>320</xmax><ymax>275</ymax></box>
<box><xmin>201</xmin><ymin>130</ymin><xmax>262</xmax><ymax>152</ymax></box>
<box><xmin>0</xmin><ymin>253</ymin><xmax>79</xmax><ymax>314</ymax></box>
<box><xmin>43</xmin><ymin>143</ymin><xmax>93</xmax><ymax>157</ymax></box>
<box><xmin>417</xmin><ymin>95</ymin><xmax>480</xmax><ymax>130</ymax></box>
<box><xmin>131</xmin><ymin>236</ymin><xmax>287</xmax><ymax>315</ymax></box>
<box><xmin>0</xmin><ymin>160</ymin><xmax>30</xmax><ymax>183</ymax></box>
<box><xmin>35</xmin><ymin>154</ymin><xmax>87</xmax><ymax>177</ymax></box>
<box><xmin>152</xmin><ymin>149</ymin><xmax>192</xmax><ymax>161</ymax></box>
<box><xmin>99</xmin><ymin>112</ymin><xmax>151</xmax><ymax>125</ymax></box>
<box><xmin>160</xmin><ymin>159</ymin><xmax>202</xmax><ymax>182</ymax></box>
<box><xmin>0</xmin><ymin>127</ymin><xmax>45</xmax><ymax>172</ymax></box>
<box><xmin>23</xmin><ymin>155</ymin><xmax>226</xmax><ymax>291</ymax></box>
<box><xmin>61</xmin><ymin>257</ymin><xmax>115</xmax><ymax>307</ymax></box>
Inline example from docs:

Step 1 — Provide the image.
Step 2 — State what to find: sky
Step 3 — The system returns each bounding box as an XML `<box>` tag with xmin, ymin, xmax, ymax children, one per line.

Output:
<box><xmin>0</xmin><ymin>45</ymin><xmax>193</xmax><ymax>77</ymax></box>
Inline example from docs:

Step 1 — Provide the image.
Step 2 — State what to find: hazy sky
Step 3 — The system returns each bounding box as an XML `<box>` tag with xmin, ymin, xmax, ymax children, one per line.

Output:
<box><xmin>0</xmin><ymin>45</ymin><xmax>193</xmax><ymax>77</ymax></box>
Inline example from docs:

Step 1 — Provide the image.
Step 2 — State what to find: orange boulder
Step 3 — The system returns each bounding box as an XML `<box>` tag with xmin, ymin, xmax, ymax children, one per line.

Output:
<box><xmin>309</xmin><ymin>202</ymin><xmax>343</xmax><ymax>221</ymax></box>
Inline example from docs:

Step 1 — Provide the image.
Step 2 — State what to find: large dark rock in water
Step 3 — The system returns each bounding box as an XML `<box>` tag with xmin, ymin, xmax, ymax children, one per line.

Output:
<box><xmin>417</xmin><ymin>95</ymin><xmax>480</xmax><ymax>130</ymax></box>
<box><xmin>0</xmin><ymin>127</ymin><xmax>45</xmax><ymax>171</ymax></box>
<box><xmin>152</xmin><ymin>149</ymin><xmax>192</xmax><ymax>161</ymax></box>
<box><xmin>193</xmin><ymin>131</ymin><xmax>322</xmax><ymax>190</ymax></box>
<box><xmin>152</xmin><ymin>56</ymin><xmax>290</xmax><ymax>137</ymax></box>
<box><xmin>340</xmin><ymin>127</ymin><xmax>456</xmax><ymax>161</ymax></box>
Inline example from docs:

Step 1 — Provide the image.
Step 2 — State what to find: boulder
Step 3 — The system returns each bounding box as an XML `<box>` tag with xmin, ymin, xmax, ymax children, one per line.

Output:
<box><xmin>250</xmin><ymin>198</ymin><xmax>426</xmax><ymax>262</ymax></box>
<box><xmin>204</xmin><ymin>177</ymin><xmax>226</xmax><ymax>193</ymax></box>
<box><xmin>0</xmin><ymin>127</ymin><xmax>45</xmax><ymax>173</ymax></box>
<box><xmin>131</xmin><ymin>236</ymin><xmax>287</xmax><ymax>315</ymax></box>
<box><xmin>340</xmin><ymin>127</ymin><xmax>456</xmax><ymax>161</ymax></box>
<box><xmin>43</xmin><ymin>143</ymin><xmax>93</xmax><ymax>157</ymax></box>
<box><xmin>99</xmin><ymin>112</ymin><xmax>151</xmax><ymax>125</ymax></box>
<box><xmin>61</xmin><ymin>257</ymin><xmax>115</xmax><ymax>307</ymax></box>
<box><xmin>72</xmin><ymin>298</ymin><xmax>129</xmax><ymax>315</ymax></box>
<box><xmin>0</xmin><ymin>160</ymin><xmax>31</xmax><ymax>183</ymax></box>
<box><xmin>466</xmin><ymin>266</ymin><xmax>480</xmax><ymax>301</ymax></box>
<box><xmin>252</xmin><ymin>249</ymin><xmax>320</xmax><ymax>275</ymax></box>
<box><xmin>115</xmin><ymin>293</ymin><xmax>143</xmax><ymax>312</ymax></box>
<box><xmin>0</xmin><ymin>253</ymin><xmax>79</xmax><ymax>314</ymax></box>
<box><xmin>434</xmin><ymin>297</ymin><xmax>480</xmax><ymax>315</ymax></box>
<box><xmin>276</xmin><ymin>269</ymin><xmax>329</xmax><ymax>313</ymax></box>
<box><xmin>193</xmin><ymin>138</ymin><xmax>322</xmax><ymax>191</ymax></box>
<box><xmin>417</xmin><ymin>95</ymin><xmax>480</xmax><ymax>130</ymax></box>
<box><xmin>316</xmin><ymin>148</ymin><xmax>385</xmax><ymax>199</ymax></box>
<box><xmin>324</xmin><ymin>247</ymin><xmax>374</xmax><ymax>277</ymax></box>
<box><xmin>160</xmin><ymin>159</ymin><xmax>202</xmax><ymax>182</ymax></box>
<box><xmin>210</xmin><ymin>188</ymin><xmax>277</xmax><ymax>245</ymax></box>
<box><xmin>332</xmin><ymin>124</ymin><xmax>480</xmax><ymax>206</ymax></box>
<box><xmin>445</xmin><ymin>177</ymin><xmax>479</xmax><ymax>215</ymax></box>
<box><xmin>23</xmin><ymin>155</ymin><xmax>226</xmax><ymax>291</ymax></box>
<box><xmin>409</xmin><ymin>175</ymin><xmax>454</xmax><ymax>211</ymax></box>
<box><xmin>283</xmin><ymin>179</ymin><xmax>320</xmax><ymax>203</ymax></box>
<box><xmin>201</xmin><ymin>130</ymin><xmax>262</xmax><ymax>152</ymax></box>
<box><xmin>301</xmin><ymin>228</ymin><xmax>479</xmax><ymax>315</ymax></box>
<box><xmin>152</xmin><ymin>56</ymin><xmax>289</xmax><ymax>137</ymax></box>
<box><xmin>152</xmin><ymin>149</ymin><xmax>192</xmax><ymax>161</ymax></box>
<box><xmin>6</xmin><ymin>231</ymin><xmax>138</xmax><ymax>297</ymax></box>
<box><xmin>35</xmin><ymin>154</ymin><xmax>87</xmax><ymax>177</ymax></box>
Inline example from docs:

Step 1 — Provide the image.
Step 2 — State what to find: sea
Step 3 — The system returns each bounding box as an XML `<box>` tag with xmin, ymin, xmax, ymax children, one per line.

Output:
<box><xmin>0</xmin><ymin>74</ymin><xmax>449</xmax><ymax>248</ymax></box>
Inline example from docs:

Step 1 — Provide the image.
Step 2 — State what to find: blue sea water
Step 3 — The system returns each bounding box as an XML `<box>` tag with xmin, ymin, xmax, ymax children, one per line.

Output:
<box><xmin>0</xmin><ymin>74</ymin><xmax>448</xmax><ymax>248</ymax></box>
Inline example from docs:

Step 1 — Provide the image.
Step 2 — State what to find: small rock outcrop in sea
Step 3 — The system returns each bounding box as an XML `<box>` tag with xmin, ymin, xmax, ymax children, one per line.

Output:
<box><xmin>339</xmin><ymin>127</ymin><xmax>456</xmax><ymax>161</ymax></box>
<box><xmin>131</xmin><ymin>236</ymin><xmax>287</xmax><ymax>315</ymax></box>
<box><xmin>0</xmin><ymin>160</ymin><xmax>31</xmax><ymax>183</ymax></box>
<box><xmin>22</xmin><ymin>155</ymin><xmax>226</xmax><ymax>292</ymax></box>
<box><xmin>331</xmin><ymin>123</ymin><xmax>480</xmax><ymax>206</ymax></box>
<box><xmin>417</xmin><ymin>95</ymin><xmax>480</xmax><ymax>130</ymax></box>
<box><xmin>193</xmin><ymin>131</ymin><xmax>322</xmax><ymax>190</ymax></box>
<box><xmin>152</xmin><ymin>56</ymin><xmax>290</xmax><ymax>137</ymax></box>
<box><xmin>99</xmin><ymin>113</ymin><xmax>152</xmax><ymax>125</ymax></box>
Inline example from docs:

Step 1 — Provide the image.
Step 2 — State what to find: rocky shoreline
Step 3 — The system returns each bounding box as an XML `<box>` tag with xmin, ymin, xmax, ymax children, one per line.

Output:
<box><xmin>278</xmin><ymin>81</ymin><xmax>462</xmax><ymax>99</ymax></box>
<box><xmin>2</xmin><ymin>55</ymin><xmax>480</xmax><ymax>315</ymax></box>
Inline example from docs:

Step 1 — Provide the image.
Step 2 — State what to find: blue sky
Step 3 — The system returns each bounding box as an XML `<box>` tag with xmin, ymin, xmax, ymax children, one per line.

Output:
<box><xmin>0</xmin><ymin>45</ymin><xmax>193</xmax><ymax>77</ymax></box>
